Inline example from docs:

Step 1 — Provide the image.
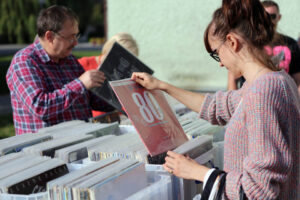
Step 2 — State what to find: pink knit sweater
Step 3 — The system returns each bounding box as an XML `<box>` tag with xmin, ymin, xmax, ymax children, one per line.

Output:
<box><xmin>199</xmin><ymin>70</ymin><xmax>300</xmax><ymax>200</ymax></box>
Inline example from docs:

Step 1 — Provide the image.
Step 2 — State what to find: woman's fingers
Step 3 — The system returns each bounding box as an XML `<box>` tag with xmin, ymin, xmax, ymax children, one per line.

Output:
<box><xmin>131</xmin><ymin>72</ymin><xmax>146</xmax><ymax>80</ymax></box>
<box><xmin>166</xmin><ymin>151</ymin><xmax>180</xmax><ymax>158</ymax></box>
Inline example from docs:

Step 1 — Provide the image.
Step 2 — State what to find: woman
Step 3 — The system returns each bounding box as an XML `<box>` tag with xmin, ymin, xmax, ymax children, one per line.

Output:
<box><xmin>131</xmin><ymin>0</ymin><xmax>300</xmax><ymax>199</ymax></box>
<box><xmin>227</xmin><ymin>0</ymin><xmax>300</xmax><ymax>93</ymax></box>
<box><xmin>78</xmin><ymin>32</ymin><xmax>139</xmax><ymax>117</ymax></box>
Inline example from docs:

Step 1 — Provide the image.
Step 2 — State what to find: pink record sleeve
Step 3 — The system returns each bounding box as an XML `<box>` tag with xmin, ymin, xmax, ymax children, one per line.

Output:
<box><xmin>110</xmin><ymin>79</ymin><xmax>188</xmax><ymax>156</ymax></box>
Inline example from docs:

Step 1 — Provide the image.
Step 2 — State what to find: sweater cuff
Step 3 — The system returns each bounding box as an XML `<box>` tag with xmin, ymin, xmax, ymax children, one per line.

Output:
<box><xmin>225</xmin><ymin>170</ymin><xmax>242</xmax><ymax>199</ymax></box>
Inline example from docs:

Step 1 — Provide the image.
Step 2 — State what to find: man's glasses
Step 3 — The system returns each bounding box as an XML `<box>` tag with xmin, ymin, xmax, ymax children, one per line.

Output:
<box><xmin>269</xmin><ymin>13</ymin><xmax>277</xmax><ymax>20</ymax></box>
<box><xmin>55</xmin><ymin>32</ymin><xmax>81</xmax><ymax>43</ymax></box>
<box><xmin>209</xmin><ymin>41</ymin><xmax>225</xmax><ymax>62</ymax></box>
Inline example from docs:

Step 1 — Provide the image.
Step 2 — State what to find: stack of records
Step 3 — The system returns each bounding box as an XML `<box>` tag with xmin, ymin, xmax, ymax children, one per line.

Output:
<box><xmin>0</xmin><ymin>152</ymin><xmax>25</xmax><ymax>165</ymax></box>
<box><xmin>88</xmin><ymin>133</ymin><xmax>149</xmax><ymax>163</ymax></box>
<box><xmin>0</xmin><ymin>120</ymin><xmax>121</xmax><ymax>160</ymax></box>
<box><xmin>0</xmin><ymin>154</ymin><xmax>68</xmax><ymax>195</ymax></box>
<box><xmin>178</xmin><ymin>112</ymin><xmax>223</xmax><ymax>139</ymax></box>
<box><xmin>37</xmin><ymin>121</ymin><xmax>120</xmax><ymax>139</ymax></box>
<box><xmin>37</xmin><ymin>120</ymin><xmax>87</xmax><ymax>134</ymax></box>
<box><xmin>22</xmin><ymin>134</ymin><xmax>94</xmax><ymax>158</ymax></box>
<box><xmin>173</xmin><ymin>135</ymin><xmax>213</xmax><ymax>159</ymax></box>
<box><xmin>88</xmin><ymin>130</ymin><xmax>214</xmax><ymax>165</ymax></box>
<box><xmin>48</xmin><ymin>158</ymin><xmax>147</xmax><ymax>200</ymax></box>
<box><xmin>0</xmin><ymin>133</ymin><xmax>52</xmax><ymax>156</ymax></box>
<box><xmin>54</xmin><ymin>135</ymin><xmax>115</xmax><ymax>163</ymax></box>
<box><xmin>164</xmin><ymin>93</ymin><xmax>224</xmax><ymax>140</ymax></box>
<box><xmin>119</xmin><ymin>117</ymin><xmax>132</xmax><ymax>125</ymax></box>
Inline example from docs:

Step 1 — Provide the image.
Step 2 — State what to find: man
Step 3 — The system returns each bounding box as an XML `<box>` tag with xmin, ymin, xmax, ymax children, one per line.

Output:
<box><xmin>6</xmin><ymin>5</ymin><xmax>114</xmax><ymax>135</ymax></box>
<box><xmin>227</xmin><ymin>0</ymin><xmax>300</xmax><ymax>94</ymax></box>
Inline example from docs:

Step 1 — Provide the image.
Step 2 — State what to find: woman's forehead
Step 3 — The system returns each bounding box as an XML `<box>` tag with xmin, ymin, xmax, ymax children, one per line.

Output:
<box><xmin>208</xmin><ymin>33</ymin><xmax>220</xmax><ymax>48</ymax></box>
<box><xmin>207</xmin><ymin>24</ymin><xmax>219</xmax><ymax>43</ymax></box>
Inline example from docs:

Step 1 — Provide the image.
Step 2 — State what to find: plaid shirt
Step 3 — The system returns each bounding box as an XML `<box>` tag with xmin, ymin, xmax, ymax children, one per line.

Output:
<box><xmin>6</xmin><ymin>40</ymin><xmax>112</xmax><ymax>135</ymax></box>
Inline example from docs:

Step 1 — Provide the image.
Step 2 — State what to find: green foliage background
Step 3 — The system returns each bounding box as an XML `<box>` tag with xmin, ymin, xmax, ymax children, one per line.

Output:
<box><xmin>0</xmin><ymin>0</ymin><xmax>104</xmax><ymax>44</ymax></box>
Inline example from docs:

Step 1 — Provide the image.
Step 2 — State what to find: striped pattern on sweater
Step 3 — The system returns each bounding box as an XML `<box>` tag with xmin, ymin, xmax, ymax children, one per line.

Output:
<box><xmin>199</xmin><ymin>70</ymin><xmax>300</xmax><ymax>200</ymax></box>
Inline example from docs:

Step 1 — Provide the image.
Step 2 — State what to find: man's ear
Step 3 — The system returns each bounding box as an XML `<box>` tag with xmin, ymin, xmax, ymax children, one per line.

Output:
<box><xmin>44</xmin><ymin>31</ymin><xmax>55</xmax><ymax>43</ymax></box>
<box><xmin>226</xmin><ymin>33</ymin><xmax>240</xmax><ymax>52</ymax></box>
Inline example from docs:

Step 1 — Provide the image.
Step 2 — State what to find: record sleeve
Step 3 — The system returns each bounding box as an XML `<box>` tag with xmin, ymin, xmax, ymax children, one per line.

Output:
<box><xmin>91</xmin><ymin>42</ymin><xmax>154</xmax><ymax>112</ymax></box>
<box><xmin>110</xmin><ymin>79</ymin><xmax>188</xmax><ymax>156</ymax></box>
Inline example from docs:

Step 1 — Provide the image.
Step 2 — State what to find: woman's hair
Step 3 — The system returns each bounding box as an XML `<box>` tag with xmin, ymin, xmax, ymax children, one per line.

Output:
<box><xmin>37</xmin><ymin>5</ymin><xmax>79</xmax><ymax>37</ymax></box>
<box><xmin>102</xmin><ymin>32</ymin><xmax>139</xmax><ymax>56</ymax></box>
<box><xmin>204</xmin><ymin>0</ymin><xmax>279</xmax><ymax>71</ymax></box>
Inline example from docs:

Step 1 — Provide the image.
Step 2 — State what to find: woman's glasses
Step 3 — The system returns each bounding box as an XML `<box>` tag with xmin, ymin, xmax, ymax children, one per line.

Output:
<box><xmin>210</xmin><ymin>49</ymin><xmax>221</xmax><ymax>62</ymax></box>
<box><xmin>209</xmin><ymin>41</ymin><xmax>225</xmax><ymax>62</ymax></box>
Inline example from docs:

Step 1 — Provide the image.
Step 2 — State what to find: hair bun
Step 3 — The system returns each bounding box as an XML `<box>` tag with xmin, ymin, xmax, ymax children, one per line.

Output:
<box><xmin>221</xmin><ymin>0</ymin><xmax>274</xmax><ymax>46</ymax></box>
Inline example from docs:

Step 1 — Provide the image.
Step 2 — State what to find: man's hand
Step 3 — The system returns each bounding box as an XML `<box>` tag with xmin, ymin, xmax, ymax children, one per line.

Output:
<box><xmin>79</xmin><ymin>70</ymin><xmax>106</xmax><ymax>90</ymax></box>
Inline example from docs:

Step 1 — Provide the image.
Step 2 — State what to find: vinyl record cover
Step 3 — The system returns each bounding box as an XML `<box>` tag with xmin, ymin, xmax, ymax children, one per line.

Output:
<box><xmin>110</xmin><ymin>79</ymin><xmax>188</xmax><ymax>156</ymax></box>
<box><xmin>91</xmin><ymin>42</ymin><xmax>154</xmax><ymax>112</ymax></box>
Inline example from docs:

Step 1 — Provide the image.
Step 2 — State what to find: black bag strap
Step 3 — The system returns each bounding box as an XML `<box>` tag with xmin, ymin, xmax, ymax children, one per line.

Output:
<box><xmin>215</xmin><ymin>172</ymin><xmax>227</xmax><ymax>200</ymax></box>
<box><xmin>201</xmin><ymin>169</ymin><xmax>225</xmax><ymax>200</ymax></box>
<box><xmin>239</xmin><ymin>186</ymin><xmax>248</xmax><ymax>200</ymax></box>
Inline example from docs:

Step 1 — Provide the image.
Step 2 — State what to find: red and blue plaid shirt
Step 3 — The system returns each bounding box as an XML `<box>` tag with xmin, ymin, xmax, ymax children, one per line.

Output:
<box><xmin>6</xmin><ymin>40</ymin><xmax>112</xmax><ymax>135</ymax></box>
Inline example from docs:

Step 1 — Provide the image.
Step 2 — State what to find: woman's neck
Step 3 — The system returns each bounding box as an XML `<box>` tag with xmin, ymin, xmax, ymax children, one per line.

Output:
<box><xmin>241</xmin><ymin>62</ymin><xmax>270</xmax><ymax>84</ymax></box>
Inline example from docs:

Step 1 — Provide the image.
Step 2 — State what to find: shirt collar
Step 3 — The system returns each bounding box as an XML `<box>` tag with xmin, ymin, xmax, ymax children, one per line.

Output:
<box><xmin>33</xmin><ymin>39</ymin><xmax>51</xmax><ymax>63</ymax></box>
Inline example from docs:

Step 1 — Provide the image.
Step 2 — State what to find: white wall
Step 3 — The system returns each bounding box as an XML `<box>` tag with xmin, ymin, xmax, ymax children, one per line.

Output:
<box><xmin>274</xmin><ymin>0</ymin><xmax>300</xmax><ymax>39</ymax></box>
<box><xmin>106</xmin><ymin>0</ymin><xmax>300</xmax><ymax>91</ymax></box>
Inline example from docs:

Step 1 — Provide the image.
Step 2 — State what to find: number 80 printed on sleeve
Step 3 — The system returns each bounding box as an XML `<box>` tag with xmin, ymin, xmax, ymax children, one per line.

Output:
<box><xmin>109</xmin><ymin>78</ymin><xmax>188</xmax><ymax>156</ymax></box>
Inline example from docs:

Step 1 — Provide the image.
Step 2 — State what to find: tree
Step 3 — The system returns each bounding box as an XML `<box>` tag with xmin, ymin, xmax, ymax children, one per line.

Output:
<box><xmin>51</xmin><ymin>0</ymin><xmax>104</xmax><ymax>39</ymax></box>
<box><xmin>0</xmin><ymin>0</ymin><xmax>104</xmax><ymax>44</ymax></box>
<box><xmin>0</xmin><ymin>0</ymin><xmax>45</xmax><ymax>44</ymax></box>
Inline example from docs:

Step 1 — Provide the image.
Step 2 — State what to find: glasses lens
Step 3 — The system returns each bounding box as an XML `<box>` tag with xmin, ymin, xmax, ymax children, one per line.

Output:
<box><xmin>213</xmin><ymin>55</ymin><xmax>220</xmax><ymax>62</ymax></box>
<box><xmin>210</xmin><ymin>50</ymin><xmax>220</xmax><ymax>62</ymax></box>
<box><xmin>76</xmin><ymin>33</ymin><xmax>81</xmax><ymax>40</ymax></box>
<box><xmin>269</xmin><ymin>14</ymin><xmax>277</xmax><ymax>20</ymax></box>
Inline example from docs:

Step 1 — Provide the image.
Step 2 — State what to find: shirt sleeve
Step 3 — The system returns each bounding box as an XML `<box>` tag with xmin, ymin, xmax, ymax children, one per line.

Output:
<box><xmin>199</xmin><ymin>89</ymin><xmax>242</xmax><ymax>126</ymax></box>
<box><xmin>11</xmin><ymin>57</ymin><xmax>87</xmax><ymax>120</ymax></box>
<box><xmin>224</xmin><ymin>78</ymin><xmax>292</xmax><ymax>199</ymax></box>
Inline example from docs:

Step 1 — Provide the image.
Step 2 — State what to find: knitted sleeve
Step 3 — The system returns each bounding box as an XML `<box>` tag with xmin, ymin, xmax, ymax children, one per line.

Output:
<box><xmin>225</xmin><ymin>77</ymin><xmax>293</xmax><ymax>199</ymax></box>
<box><xmin>199</xmin><ymin>89</ymin><xmax>243</xmax><ymax>126</ymax></box>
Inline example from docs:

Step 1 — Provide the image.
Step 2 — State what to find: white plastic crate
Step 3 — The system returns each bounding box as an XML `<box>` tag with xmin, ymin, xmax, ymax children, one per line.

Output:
<box><xmin>125</xmin><ymin>174</ymin><xmax>173</xmax><ymax>200</ymax></box>
<box><xmin>0</xmin><ymin>192</ymin><xmax>48</xmax><ymax>200</ymax></box>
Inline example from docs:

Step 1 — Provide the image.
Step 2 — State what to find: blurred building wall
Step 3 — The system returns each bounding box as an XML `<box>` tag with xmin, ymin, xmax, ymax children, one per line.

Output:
<box><xmin>106</xmin><ymin>0</ymin><xmax>300</xmax><ymax>91</ymax></box>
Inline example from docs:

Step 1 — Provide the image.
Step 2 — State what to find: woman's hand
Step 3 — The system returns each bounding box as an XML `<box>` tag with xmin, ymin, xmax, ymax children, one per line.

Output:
<box><xmin>131</xmin><ymin>72</ymin><xmax>163</xmax><ymax>90</ymax></box>
<box><xmin>163</xmin><ymin>151</ymin><xmax>210</xmax><ymax>182</ymax></box>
